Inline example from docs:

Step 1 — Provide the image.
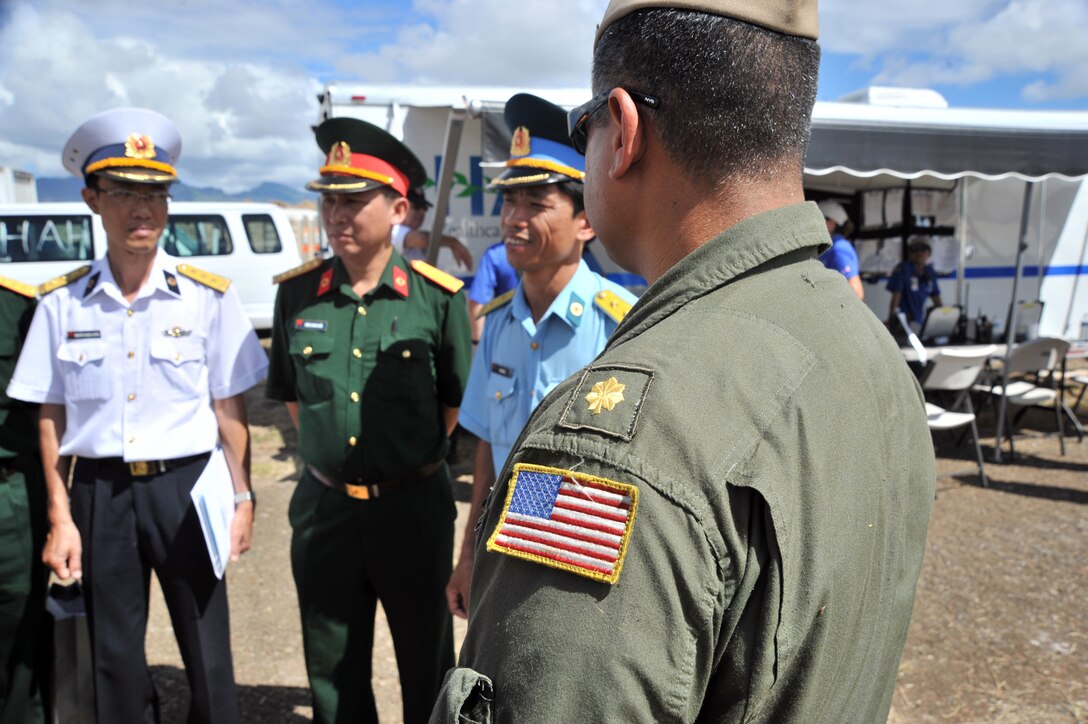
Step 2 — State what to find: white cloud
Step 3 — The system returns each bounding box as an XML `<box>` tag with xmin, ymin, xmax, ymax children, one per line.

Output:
<box><xmin>0</xmin><ymin>1</ymin><xmax>324</xmax><ymax>192</ymax></box>
<box><xmin>0</xmin><ymin>0</ymin><xmax>1083</xmax><ymax>195</ymax></box>
<box><xmin>334</xmin><ymin>0</ymin><xmax>606</xmax><ymax>86</ymax></box>
<box><xmin>822</xmin><ymin>0</ymin><xmax>1088</xmax><ymax>104</ymax></box>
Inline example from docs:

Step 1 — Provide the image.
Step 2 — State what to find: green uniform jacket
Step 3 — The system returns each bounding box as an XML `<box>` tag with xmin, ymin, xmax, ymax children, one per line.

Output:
<box><xmin>0</xmin><ymin>284</ymin><xmax>38</xmax><ymax>457</ymax></box>
<box><xmin>266</xmin><ymin>253</ymin><xmax>472</xmax><ymax>480</ymax></box>
<box><xmin>0</xmin><ymin>280</ymin><xmax>45</xmax><ymax>724</ymax></box>
<box><xmin>438</xmin><ymin>203</ymin><xmax>936</xmax><ymax>723</ymax></box>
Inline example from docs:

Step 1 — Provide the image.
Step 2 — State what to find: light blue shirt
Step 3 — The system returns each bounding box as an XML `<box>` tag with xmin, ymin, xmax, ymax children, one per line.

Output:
<box><xmin>459</xmin><ymin>260</ymin><xmax>637</xmax><ymax>474</ymax></box>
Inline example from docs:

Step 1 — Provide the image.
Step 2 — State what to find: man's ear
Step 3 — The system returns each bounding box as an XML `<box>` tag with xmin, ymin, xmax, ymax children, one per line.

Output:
<box><xmin>573</xmin><ymin>210</ymin><xmax>596</xmax><ymax>243</ymax></box>
<box><xmin>606</xmin><ymin>88</ymin><xmax>648</xmax><ymax>180</ymax></box>
<box><xmin>389</xmin><ymin>194</ymin><xmax>409</xmax><ymax>226</ymax></box>
<box><xmin>81</xmin><ymin>186</ymin><xmax>100</xmax><ymax>213</ymax></box>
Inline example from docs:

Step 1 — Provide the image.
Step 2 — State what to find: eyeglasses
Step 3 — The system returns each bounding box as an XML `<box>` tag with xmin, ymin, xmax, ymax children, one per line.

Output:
<box><xmin>567</xmin><ymin>89</ymin><xmax>660</xmax><ymax>155</ymax></box>
<box><xmin>99</xmin><ymin>188</ymin><xmax>171</xmax><ymax>206</ymax></box>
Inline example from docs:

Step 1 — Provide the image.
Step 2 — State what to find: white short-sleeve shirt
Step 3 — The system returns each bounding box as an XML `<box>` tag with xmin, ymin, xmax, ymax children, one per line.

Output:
<box><xmin>7</xmin><ymin>250</ymin><xmax>269</xmax><ymax>461</ymax></box>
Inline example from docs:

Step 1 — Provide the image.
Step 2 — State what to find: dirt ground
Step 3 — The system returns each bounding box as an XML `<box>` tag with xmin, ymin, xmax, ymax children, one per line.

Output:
<box><xmin>145</xmin><ymin>372</ymin><xmax>1088</xmax><ymax>723</ymax></box>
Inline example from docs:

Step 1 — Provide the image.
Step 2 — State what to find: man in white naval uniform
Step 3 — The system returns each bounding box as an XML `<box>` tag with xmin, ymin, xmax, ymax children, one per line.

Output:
<box><xmin>7</xmin><ymin>108</ymin><xmax>268</xmax><ymax>724</ymax></box>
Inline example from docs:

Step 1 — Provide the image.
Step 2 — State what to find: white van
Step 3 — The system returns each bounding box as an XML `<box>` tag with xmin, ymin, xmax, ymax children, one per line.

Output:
<box><xmin>0</xmin><ymin>201</ymin><xmax>304</xmax><ymax>332</ymax></box>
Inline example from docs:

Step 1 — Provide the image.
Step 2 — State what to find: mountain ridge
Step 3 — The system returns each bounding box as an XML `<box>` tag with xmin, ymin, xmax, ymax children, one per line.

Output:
<box><xmin>36</xmin><ymin>177</ymin><xmax>312</xmax><ymax>205</ymax></box>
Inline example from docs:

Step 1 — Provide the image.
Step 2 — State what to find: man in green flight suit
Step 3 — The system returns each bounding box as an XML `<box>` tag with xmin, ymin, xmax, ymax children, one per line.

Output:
<box><xmin>266</xmin><ymin>118</ymin><xmax>472</xmax><ymax>724</ymax></box>
<box><xmin>432</xmin><ymin>1</ymin><xmax>936</xmax><ymax>722</ymax></box>
<box><xmin>0</xmin><ymin>276</ymin><xmax>48</xmax><ymax>724</ymax></box>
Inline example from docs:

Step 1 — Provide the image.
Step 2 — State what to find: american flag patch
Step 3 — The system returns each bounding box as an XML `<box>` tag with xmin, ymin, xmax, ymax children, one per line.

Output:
<box><xmin>486</xmin><ymin>463</ymin><xmax>638</xmax><ymax>584</ymax></box>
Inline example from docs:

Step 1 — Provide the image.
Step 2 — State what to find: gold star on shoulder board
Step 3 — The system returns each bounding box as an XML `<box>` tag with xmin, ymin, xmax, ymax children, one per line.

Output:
<box><xmin>585</xmin><ymin>376</ymin><xmax>625</xmax><ymax>415</ymax></box>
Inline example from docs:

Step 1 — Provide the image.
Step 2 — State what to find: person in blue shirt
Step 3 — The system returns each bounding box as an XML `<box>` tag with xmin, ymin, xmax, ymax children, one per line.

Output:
<box><xmin>445</xmin><ymin>93</ymin><xmax>637</xmax><ymax>619</ymax></box>
<box><xmin>817</xmin><ymin>200</ymin><xmax>864</xmax><ymax>300</ymax></box>
<box><xmin>466</xmin><ymin>241</ymin><xmax>520</xmax><ymax>342</ymax></box>
<box><xmin>887</xmin><ymin>236</ymin><xmax>943</xmax><ymax>326</ymax></box>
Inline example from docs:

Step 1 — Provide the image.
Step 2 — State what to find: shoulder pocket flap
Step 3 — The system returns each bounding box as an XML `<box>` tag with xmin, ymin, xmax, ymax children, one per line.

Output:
<box><xmin>150</xmin><ymin>337</ymin><xmax>204</xmax><ymax>365</ymax></box>
<box><xmin>289</xmin><ymin>334</ymin><xmax>335</xmax><ymax>358</ymax></box>
<box><xmin>378</xmin><ymin>335</ymin><xmax>429</xmax><ymax>360</ymax></box>
<box><xmin>57</xmin><ymin>341</ymin><xmax>107</xmax><ymax>367</ymax></box>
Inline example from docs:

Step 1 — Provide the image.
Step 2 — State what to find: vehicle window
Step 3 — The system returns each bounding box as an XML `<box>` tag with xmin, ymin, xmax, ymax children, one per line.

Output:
<box><xmin>161</xmin><ymin>215</ymin><xmax>233</xmax><ymax>256</ymax></box>
<box><xmin>0</xmin><ymin>215</ymin><xmax>95</xmax><ymax>263</ymax></box>
<box><xmin>243</xmin><ymin>214</ymin><xmax>282</xmax><ymax>254</ymax></box>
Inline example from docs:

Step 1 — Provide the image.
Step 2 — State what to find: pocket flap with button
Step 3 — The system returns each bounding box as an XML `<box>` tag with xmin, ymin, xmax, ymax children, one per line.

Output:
<box><xmin>486</xmin><ymin>369</ymin><xmax>517</xmax><ymax>402</ymax></box>
<box><xmin>290</xmin><ymin>334</ymin><xmax>335</xmax><ymax>358</ymax></box>
<box><xmin>378</xmin><ymin>335</ymin><xmax>429</xmax><ymax>361</ymax></box>
<box><xmin>149</xmin><ymin>337</ymin><xmax>205</xmax><ymax>366</ymax></box>
<box><xmin>57</xmin><ymin>341</ymin><xmax>107</xmax><ymax>367</ymax></box>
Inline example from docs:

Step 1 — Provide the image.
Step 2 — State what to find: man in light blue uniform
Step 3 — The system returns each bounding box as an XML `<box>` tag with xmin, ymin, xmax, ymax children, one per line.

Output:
<box><xmin>818</xmin><ymin>200</ymin><xmax>864</xmax><ymax>300</ymax></box>
<box><xmin>444</xmin><ymin>93</ymin><xmax>636</xmax><ymax>619</ymax></box>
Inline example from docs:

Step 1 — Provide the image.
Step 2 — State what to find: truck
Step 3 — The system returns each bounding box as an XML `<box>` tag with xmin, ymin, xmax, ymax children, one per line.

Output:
<box><xmin>0</xmin><ymin>201</ymin><xmax>304</xmax><ymax>331</ymax></box>
<box><xmin>317</xmin><ymin>83</ymin><xmax>1088</xmax><ymax>339</ymax></box>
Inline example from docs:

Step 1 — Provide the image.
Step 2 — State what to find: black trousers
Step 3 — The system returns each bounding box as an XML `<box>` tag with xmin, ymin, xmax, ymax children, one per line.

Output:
<box><xmin>71</xmin><ymin>455</ymin><xmax>239</xmax><ymax>724</ymax></box>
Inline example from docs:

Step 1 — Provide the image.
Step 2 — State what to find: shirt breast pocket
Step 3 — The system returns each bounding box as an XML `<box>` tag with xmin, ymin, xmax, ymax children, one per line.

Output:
<box><xmin>372</xmin><ymin>336</ymin><xmax>433</xmax><ymax>404</ymax></box>
<box><xmin>149</xmin><ymin>337</ymin><xmax>207</xmax><ymax>400</ymax></box>
<box><xmin>289</xmin><ymin>334</ymin><xmax>334</xmax><ymax>403</ymax></box>
<box><xmin>485</xmin><ymin>369</ymin><xmax>519</xmax><ymax>443</ymax></box>
<box><xmin>56</xmin><ymin>341</ymin><xmax>109</xmax><ymax>401</ymax></box>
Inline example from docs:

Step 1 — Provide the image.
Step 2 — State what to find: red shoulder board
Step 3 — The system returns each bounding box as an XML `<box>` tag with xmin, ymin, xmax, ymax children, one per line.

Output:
<box><xmin>410</xmin><ymin>259</ymin><xmax>464</xmax><ymax>294</ymax></box>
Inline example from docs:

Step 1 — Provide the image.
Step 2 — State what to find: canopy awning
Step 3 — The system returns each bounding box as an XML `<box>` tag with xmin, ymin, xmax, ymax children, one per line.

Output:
<box><xmin>806</xmin><ymin>102</ymin><xmax>1088</xmax><ymax>183</ymax></box>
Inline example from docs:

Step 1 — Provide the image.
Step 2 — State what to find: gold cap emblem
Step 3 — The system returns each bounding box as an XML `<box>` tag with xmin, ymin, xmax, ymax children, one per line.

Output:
<box><xmin>585</xmin><ymin>376</ymin><xmax>626</xmax><ymax>415</ymax></box>
<box><xmin>510</xmin><ymin>126</ymin><xmax>531</xmax><ymax>157</ymax></box>
<box><xmin>125</xmin><ymin>133</ymin><xmax>156</xmax><ymax>160</ymax></box>
<box><xmin>330</xmin><ymin>141</ymin><xmax>352</xmax><ymax>167</ymax></box>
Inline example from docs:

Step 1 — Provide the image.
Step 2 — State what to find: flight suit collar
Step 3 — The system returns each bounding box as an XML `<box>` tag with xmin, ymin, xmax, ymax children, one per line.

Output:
<box><xmin>607</xmin><ymin>201</ymin><xmax>829</xmax><ymax>349</ymax></box>
<box><xmin>511</xmin><ymin>259</ymin><xmax>594</xmax><ymax>334</ymax></box>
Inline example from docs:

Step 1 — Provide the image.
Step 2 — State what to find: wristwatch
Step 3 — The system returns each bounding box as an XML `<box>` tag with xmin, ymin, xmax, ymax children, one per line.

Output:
<box><xmin>234</xmin><ymin>491</ymin><xmax>255</xmax><ymax>505</ymax></box>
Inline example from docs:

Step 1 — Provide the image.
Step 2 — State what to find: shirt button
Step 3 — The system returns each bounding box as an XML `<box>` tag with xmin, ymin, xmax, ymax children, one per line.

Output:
<box><xmin>127</xmin><ymin>351</ymin><xmax>135</xmax><ymax>359</ymax></box>
<box><xmin>530</xmin><ymin>342</ymin><xmax>539</xmax><ymax>350</ymax></box>
<box><xmin>126</xmin><ymin>309</ymin><xmax>134</xmax><ymax>317</ymax></box>
<box><xmin>302</xmin><ymin>345</ymin><xmax>313</xmax><ymax>356</ymax></box>
<box><xmin>348</xmin><ymin>436</ymin><xmax>357</xmax><ymax>447</ymax></box>
<box><xmin>495</xmin><ymin>391</ymin><xmax>502</xmax><ymax>400</ymax></box>
<box><xmin>128</xmin><ymin>436</ymin><xmax>135</xmax><ymax>444</ymax></box>
<box><xmin>353</xmin><ymin>348</ymin><xmax>362</xmax><ymax>358</ymax></box>
<box><xmin>127</xmin><ymin>393</ymin><xmax>136</xmax><ymax>401</ymax></box>
<box><xmin>350</xmin><ymin>392</ymin><xmax>360</xmax><ymax>402</ymax></box>
<box><xmin>358</xmin><ymin>306</ymin><xmax>367</xmax><ymax>315</ymax></box>
<box><xmin>401</xmin><ymin>350</ymin><xmax>411</xmax><ymax>359</ymax></box>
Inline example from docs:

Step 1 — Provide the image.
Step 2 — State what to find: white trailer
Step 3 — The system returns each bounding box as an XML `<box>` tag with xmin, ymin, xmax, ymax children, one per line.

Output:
<box><xmin>0</xmin><ymin>167</ymin><xmax>37</xmax><ymax>204</ymax></box>
<box><xmin>318</xmin><ymin>83</ymin><xmax>1088</xmax><ymax>337</ymax></box>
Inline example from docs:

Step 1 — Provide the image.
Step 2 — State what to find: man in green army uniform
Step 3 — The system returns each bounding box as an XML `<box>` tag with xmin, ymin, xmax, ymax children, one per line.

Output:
<box><xmin>266</xmin><ymin>118</ymin><xmax>472</xmax><ymax>724</ymax></box>
<box><xmin>433</xmin><ymin>1</ymin><xmax>936</xmax><ymax>722</ymax></box>
<box><xmin>0</xmin><ymin>276</ymin><xmax>47</xmax><ymax>724</ymax></box>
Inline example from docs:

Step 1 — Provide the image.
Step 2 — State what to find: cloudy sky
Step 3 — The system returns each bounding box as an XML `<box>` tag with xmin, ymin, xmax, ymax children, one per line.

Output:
<box><xmin>1</xmin><ymin>0</ymin><xmax>1085</xmax><ymax>193</ymax></box>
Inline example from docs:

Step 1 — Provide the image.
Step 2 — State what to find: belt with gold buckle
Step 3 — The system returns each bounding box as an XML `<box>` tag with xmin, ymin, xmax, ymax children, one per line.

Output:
<box><xmin>307</xmin><ymin>460</ymin><xmax>444</xmax><ymax>500</ymax></box>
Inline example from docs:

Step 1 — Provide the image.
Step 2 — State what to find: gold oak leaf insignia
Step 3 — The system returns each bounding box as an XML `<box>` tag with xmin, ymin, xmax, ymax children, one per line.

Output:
<box><xmin>585</xmin><ymin>377</ymin><xmax>626</xmax><ymax>415</ymax></box>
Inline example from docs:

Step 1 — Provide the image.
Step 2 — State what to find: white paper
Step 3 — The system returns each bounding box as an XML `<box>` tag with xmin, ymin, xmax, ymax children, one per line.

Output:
<box><xmin>190</xmin><ymin>447</ymin><xmax>235</xmax><ymax>579</ymax></box>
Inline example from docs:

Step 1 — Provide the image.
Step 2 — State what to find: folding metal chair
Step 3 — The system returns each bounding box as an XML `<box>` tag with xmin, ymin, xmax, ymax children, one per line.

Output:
<box><xmin>923</xmin><ymin>346</ymin><xmax>996</xmax><ymax>486</ymax></box>
<box><xmin>976</xmin><ymin>337</ymin><xmax>1071</xmax><ymax>458</ymax></box>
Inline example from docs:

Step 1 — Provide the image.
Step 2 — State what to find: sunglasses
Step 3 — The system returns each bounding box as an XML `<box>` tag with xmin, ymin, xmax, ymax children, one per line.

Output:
<box><xmin>567</xmin><ymin>89</ymin><xmax>660</xmax><ymax>155</ymax></box>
